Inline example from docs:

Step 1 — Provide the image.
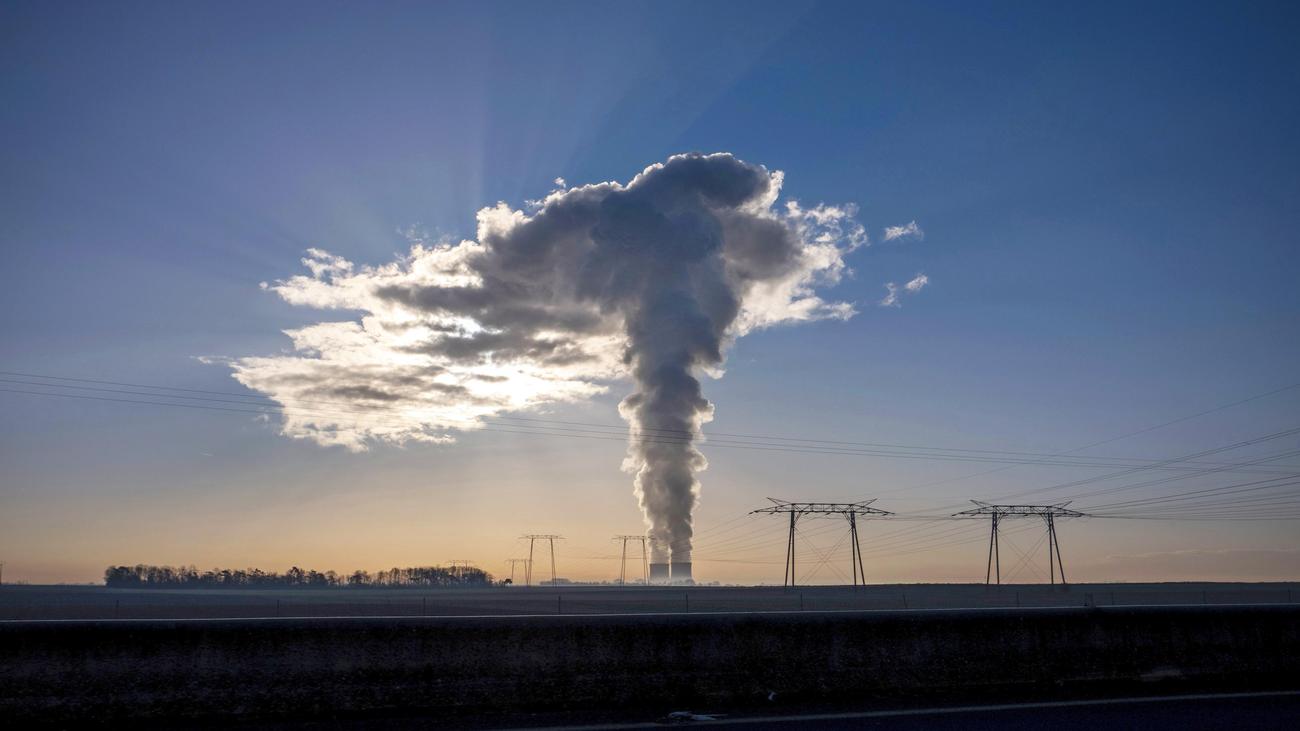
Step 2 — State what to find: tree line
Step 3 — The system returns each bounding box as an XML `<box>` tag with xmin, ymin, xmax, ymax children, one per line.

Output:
<box><xmin>104</xmin><ymin>564</ymin><xmax>494</xmax><ymax>588</ymax></box>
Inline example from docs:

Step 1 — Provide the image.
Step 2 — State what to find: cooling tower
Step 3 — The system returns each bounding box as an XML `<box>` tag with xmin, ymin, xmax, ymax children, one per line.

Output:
<box><xmin>649</xmin><ymin>562</ymin><xmax>670</xmax><ymax>584</ymax></box>
<box><xmin>670</xmin><ymin>561</ymin><xmax>693</xmax><ymax>584</ymax></box>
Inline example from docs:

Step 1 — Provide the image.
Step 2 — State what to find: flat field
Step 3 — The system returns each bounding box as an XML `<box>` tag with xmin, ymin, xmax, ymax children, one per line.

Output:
<box><xmin>1</xmin><ymin>581</ymin><xmax>1295</xmax><ymax>620</ymax></box>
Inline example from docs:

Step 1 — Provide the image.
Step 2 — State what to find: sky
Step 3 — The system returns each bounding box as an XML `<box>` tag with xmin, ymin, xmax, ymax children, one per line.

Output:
<box><xmin>2</xmin><ymin>0</ymin><xmax>1298</xmax><ymax>584</ymax></box>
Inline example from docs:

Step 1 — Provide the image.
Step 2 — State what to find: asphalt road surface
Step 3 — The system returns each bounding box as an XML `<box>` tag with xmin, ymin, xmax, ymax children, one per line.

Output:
<box><xmin>643</xmin><ymin>692</ymin><xmax>1300</xmax><ymax>730</ymax></box>
<box><xmin>239</xmin><ymin>691</ymin><xmax>1300</xmax><ymax>730</ymax></box>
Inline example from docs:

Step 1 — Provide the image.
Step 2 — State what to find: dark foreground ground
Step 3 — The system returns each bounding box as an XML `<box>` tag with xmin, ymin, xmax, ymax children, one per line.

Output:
<box><xmin>2</xmin><ymin>602</ymin><xmax>1297</xmax><ymax>728</ymax></box>
<box><xmin>2</xmin><ymin>581</ymin><xmax>1297</xmax><ymax>619</ymax></box>
<box><xmin>243</xmin><ymin>691</ymin><xmax>1300</xmax><ymax>730</ymax></box>
<box><xmin>699</xmin><ymin>693</ymin><xmax>1300</xmax><ymax>731</ymax></box>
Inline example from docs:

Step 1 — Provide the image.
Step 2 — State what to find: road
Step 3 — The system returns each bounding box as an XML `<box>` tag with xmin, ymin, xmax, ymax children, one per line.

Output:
<box><xmin>493</xmin><ymin>692</ymin><xmax>1300</xmax><ymax>730</ymax></box>
<box><xmin>230</xmin><ymin>691</ymin><xmax>1300</xmax><ymax>729</ymax></box>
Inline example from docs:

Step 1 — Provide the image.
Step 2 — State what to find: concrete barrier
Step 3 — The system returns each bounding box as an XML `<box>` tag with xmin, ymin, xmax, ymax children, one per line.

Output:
<box><xmin>1</xmin><ymin>605</ymin><xmax>1296</xmax><ymax>723</ymax></box>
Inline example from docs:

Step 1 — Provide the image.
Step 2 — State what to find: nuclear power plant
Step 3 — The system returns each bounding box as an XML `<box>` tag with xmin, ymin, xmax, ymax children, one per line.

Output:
<box><xmin>646</xmin><ymin>560</ymin><xmax>693</xmax><ymax>584</ymax></box>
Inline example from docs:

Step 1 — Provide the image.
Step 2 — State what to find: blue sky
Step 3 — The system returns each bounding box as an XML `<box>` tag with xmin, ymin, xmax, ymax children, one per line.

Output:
<box><xmin>2</xmin><ymin>1</ymin><xmax>1298</xmax><ymax>583</ymax></box>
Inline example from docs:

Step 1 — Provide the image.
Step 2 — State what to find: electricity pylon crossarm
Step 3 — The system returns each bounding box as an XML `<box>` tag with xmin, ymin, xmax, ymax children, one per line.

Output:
<box><xmin>751</xmin><ymin>499</ymin><xmax>894</xmax><ymax>588</ymax></box>
<box><xmin>953</xmin><ymin>501</ymin><xmax>1085</xmax><ymax>587</ymax></box>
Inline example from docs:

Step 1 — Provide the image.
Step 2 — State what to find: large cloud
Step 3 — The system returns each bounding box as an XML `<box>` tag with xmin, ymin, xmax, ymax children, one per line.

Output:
<box><xmin>231</xmin><ymin>153</ymin><xmax>867</xmax><ymax>563</ymax></box>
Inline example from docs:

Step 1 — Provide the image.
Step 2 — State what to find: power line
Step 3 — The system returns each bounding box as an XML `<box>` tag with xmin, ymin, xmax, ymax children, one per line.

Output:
<box><xmin>1082</xmin><ymin>475</ymin><xmax>1300</xmax><ymax>512</ymax></box>
<box><xmin>6</xmin><ymin>371</ymin><xmax>1299</xmax><ymax>471</ymax></box>
<box><xmin>1003</xmin><ymin>429</ymin><xmax>1300</xmax><ymax>503</ymax></box>
<box><xmin>889</xmin><ymin>425</ymin><xmax>1300</xmax><ymax>528</ymax></box>
<box><xmin>15</xmin><ymin>377</ymin><xmax>1284</xmax><ymax>533</ymax></box>
<box><xmin>883</xmin><ymin>380</ymin><xmax>1300</xmax><ymax>495</ymax></box>
<box><xmin>8</xmin><ymin>381</ymin><xmax>1300</xmax><ymax>476</ymax></box>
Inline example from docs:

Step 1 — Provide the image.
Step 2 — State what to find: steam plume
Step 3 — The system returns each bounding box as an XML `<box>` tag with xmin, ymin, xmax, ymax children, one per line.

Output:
<box><xmin>230</xmin><ymin>153</ymin><xmax>867</xmax><ymax>562</ymax></box>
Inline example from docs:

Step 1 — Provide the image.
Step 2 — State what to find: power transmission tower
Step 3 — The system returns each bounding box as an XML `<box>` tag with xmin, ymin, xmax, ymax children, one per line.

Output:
<box><xmin>612</xmin><ymin>535</ymin><xmax>649</xmax><ymax>586</ymax></box>
<box><xmin>520</xmin><ymin>534</ymin><xmax>563</xmax><ymax>586</ymax></box>
<box><xmin>953</xmin><ymin>501</ymin><xmax>1085</xmax><ymax>586</ymax></box>
<box><xmin>446</xmin><ymin>560</ymin><xmax>474</xmax><ymax>580</ymax></box>
<box><xmin>505</xmin><ymin>558</ymin><xmax>530</xmax><ymax>585</ymax></box>
<box><xmin>751</xmin><ymin>499</ymin><xmax>893</xmax><ymax>588</ymax></box>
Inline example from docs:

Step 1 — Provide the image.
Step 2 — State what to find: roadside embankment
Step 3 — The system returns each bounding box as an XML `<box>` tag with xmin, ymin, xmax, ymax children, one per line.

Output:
<box><xmin>1</xmin><ymin>605</ymin><xmax>1296</xmax><ymax>724</ymax></box>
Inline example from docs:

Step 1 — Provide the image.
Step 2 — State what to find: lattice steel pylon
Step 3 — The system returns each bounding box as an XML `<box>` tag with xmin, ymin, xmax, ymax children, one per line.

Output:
<box><xmin>612</xmin><ymin>535</ymin><xmax>649</xmax><ymax>586</ymax></box>
<box><xmin>520</xmin><ymin>534</ymin><xmax>564</xmax><ymax>586</ymax></box>
<box><xmin>504</xmin><ymin>558</ymin><xmax>530</xmax><ymax>585</ymax></box>
<box><xmin>751</xmin><ymin>499</ymin><xmax>894</xmax><ymax>588</ymax></box>
<box><xmin>953</xmin><ymin>501</ymin><xmax>1085</xmax><ymax>586</ymax></box>
<box><xmin>446</xmin><ymin>559</ymin><xmax>474</xmax><ymax>580</ymax></box>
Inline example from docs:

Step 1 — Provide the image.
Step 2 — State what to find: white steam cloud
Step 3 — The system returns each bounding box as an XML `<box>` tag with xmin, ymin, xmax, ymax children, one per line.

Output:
<box><xmin>231</xmin><ymin>153</ymin><xmax>868</xmax><ymax>564</ymax></box>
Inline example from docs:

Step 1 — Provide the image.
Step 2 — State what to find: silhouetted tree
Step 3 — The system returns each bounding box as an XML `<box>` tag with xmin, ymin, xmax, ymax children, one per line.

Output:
<box><xmin>103</xmin><ymin>564</ymin><xmax>494</xmax><ymax>588</ymax></box>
